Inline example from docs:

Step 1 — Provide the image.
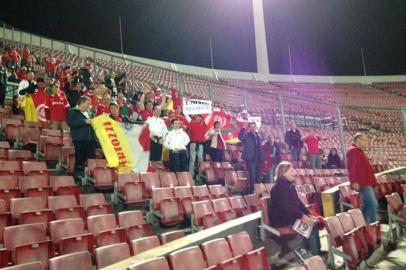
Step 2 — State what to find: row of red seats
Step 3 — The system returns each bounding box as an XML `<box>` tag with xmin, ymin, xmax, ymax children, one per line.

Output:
<box><xmin>115</xmin><ymin>171</ymin><xmax>195</xmax><ymax>206</ymax></box>
<box><xmin>128</xmin><ymin>231</ymin><xmax>270</xmax><ymax>270</ymax></box>
<box><xmin>324</xmin><ymin>208</ymin><xmax>382</xmax><ymax>269</ymax></box>
<box><xmin>0</xmin><ymin>161</ymin><xmax>51</xmax><ymax>176</ymax></box>
<box><xmin>293</xmin><ymin>256</ymin><xmax>327</xmax><ymax>270</ymax></box>
<box><xmin>0</xmin><ymin>175</ymin><xmax>80</xmax><ymax>208</ymax></box>
<box><xmin>385</xmin><ymin>187</ymin><xmax>406</xmax><ymax>243</ymax></box>
<box><xmin>0</xmin><ymin>208</ymin><xmax>180</xmax><ymax>269</ymax></box>
<box><xmin>374</xmin><ymin>175</ymin><xmax>406</xmax><ymax>200</ymax></box>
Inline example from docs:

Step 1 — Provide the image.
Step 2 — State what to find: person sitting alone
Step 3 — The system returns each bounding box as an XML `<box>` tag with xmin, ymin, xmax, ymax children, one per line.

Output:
<box><xmin>269</xmin><ymin>161</ymin><xmax>323</xmax><ymax>256</ymax></box>
<box><xmin>326</xmin><ymin>148</ymin><xmax>342</xmax><ymax>169</ymax></box>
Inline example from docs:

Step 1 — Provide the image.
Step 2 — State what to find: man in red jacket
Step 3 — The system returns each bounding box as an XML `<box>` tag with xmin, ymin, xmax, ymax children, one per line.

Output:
<box><xmin>346</xmin><ymin>133</ymin><xmax>378</xmax><ymax>223</ymax></box>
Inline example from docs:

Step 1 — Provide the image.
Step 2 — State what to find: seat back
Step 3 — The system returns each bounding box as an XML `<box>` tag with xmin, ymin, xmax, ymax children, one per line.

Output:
<box><xmin>226</xmin><ymin>231</ymin><xmax>253</xmax><ymax>256</ymax></box>
<box><xmin>152</xmin><ymin>187</ymin><xmax>174</xmax><ymax>210</ymax></box>
<box><xmin>176</xmin><ymin>172</ymin><xmax>194</xmax><ymax>186</ymax></box>
<box><xmin>348</xmin><ymin>209</ymin><xmax>367</xmax><ymax>228</ymax></box>
<box><xmin>79</xmin><ymin>193</ymin><xmax>106</xmax><ymax>209</ymax></box>
<box><xmin>159</xmin><ymin>172</ymin><xmax>178</xmax><ymax>187</ymax></box>
<box><xmin>173</xmin><ymin>186</ymin><xmax>193</xmax><ymax>199</ymax></box>
<box><xmin>22</xmin><ymin>161</ymin><xmax>48</xmax><ymax>175</ymax></box>
<box><xmin>201</xmin><ymin>238</ymin><xmax>233</xmax><ymax>266</ymax></box>
<box><xmin>0</xmin><ymin>175</ymin><xmax>19</xmax><ymax>190</ymax></box>
<box><xmin>117</xmin><ymin>210</ymin><xmax>145</xmax><ymax>228</ymax></box>
<box><xmin>192</xmin><ymin>185</ymin><xmax>210</xmax><ymax>199</ymax></box>
<box><xmin>18</xmin><ymin>175</ymin><xmax>49</xmax><ymax>193</ymax></box>
<box><xmin>192</xmin><ymin>200</ymin><xmax>215</xmax><ymax>225</ymax></box>
<box><xmin>159</xmin><ymin>230</ymin><xmax>185</xmax><ymax>244</ymax></box>
<box><xmin>169</xmin><ymin>246</ymin><xmax>207</xmax><ymax>270</ymax></box>
<box><xmin>117</xmin><ymin>172</ymin><xmax>140</xmax><ymax>192</ymax></box>
<box><xmin>49</xmin><ymin>251</ymin><xmax>92</xmax><ymax>270</ymax></box>
<box><xmin>131</xmin><ymin>236</ymin><xmax>160</xmax><ymax>255</ymax></box>
<box><xmin>4</xmin><ymin>223</ymin><xmax>46</xmax><ymax>251</ymax></box>
<box><xmin>50</xmin><ymin>176</ymin><xmax>76</xmax><ymax>191</ymax></box>
<box><xmin>337</xmin><ymin>212</ymin><xmax>356</xmax><ymax>233</ymax></box>
<box><xmin>386</xmin><ymin>192</ymin><xmax>403</xmax><ymax>213</ymax></box>
<box><xmin>50</xmin><ymin>218</ymin><xmax>85</xmax><ymax>244</ymax></box>
<box><xmin>128</xmin><ymin>257</ymin><xmax>170</xmax><ymax>270</ymax></box>
<box><xmin>324</xmin><ymin>216</ymin><xmax>345</xmax><ymax>247</ymax></box>
<box><xmin>139</xmin><ymin>172</ymin><xmax>160</xmax><ymax>194</ymax></box>
<box><xmin>304</xmin><ymin>255</ymin><xmax>327</xmax><ymax>270</ymax></box>
<box><xmin>10</xmin><ymin>197</ymin><xmax>47</xmax><ymax>220</ymax></box>
<box><xmin>208</xmin><ymin>185</ymin><xmax>227</xmax><ymax>198</ymax></box>
<box><xmin>2</xmin><ymin>262</ymin><xmax>45</xmax><ymax>270</ymax></box>
<box><xmin>95</xmin><ymin>243</ymin><xmax>131</xmax><ymax>268</ymax></box>
<box><xmin>87</xmin><ymin>214</ymin><xmax>117</xmax><ymax>236</ymax></box>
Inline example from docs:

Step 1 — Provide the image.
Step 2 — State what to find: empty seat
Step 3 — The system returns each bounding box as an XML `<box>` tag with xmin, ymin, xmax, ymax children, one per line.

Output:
<box><xmin>176</xmin><ymin>172</ymin><xmax>194</xmax><ymax>186</ymax></box>
<box><xmin>48</xmin><ymin>195</ymin><xmax>84</xmax><ymax>220</ymax></box>
<box><xmin>192</xmin><ymin>185</ymin><xmax>211</xmax><ymax>200</ymax></box>
<box><xmin>19</xmin><ymin>126</ymin><xmax>41</xmax><ymax>145</ymax></box>
<box><xmin>87</xmin><ymin>214</ymin><xmax>126</xmax><ymax>247</ymax></box>
<box><xmin>131</xmin><ymin>235</ymin><xmax>160</xmax><ymax>255</ymax></box>
<box><xmin>95</xmin><ymin>243</ymin><xmax>131</xmax><ymax>268</ymax></box>
<box><xmin>348</xmin><ymin>209</ymin><xmax>382</xmax><ymax>249</ymax></box>
<box><xmin>116</xmin><ymin>172</ymin><xmax>146</xmax><ymax>206</ymax></box>
<box><xmin>39</xmin><ymin>136</ymin><xmax>63</xmax><ymax>163</ymax></box>
<box><xmin>18</xmin><ymin>175</ymin><xmax>52</xmax><ymax>198</ymax></box>
<box><xmin>244</xmin><ymin>194</ymin><xmax>263</xmax><ymax>212</ymax></box>
<box><xmin>2</xmin><ymin>262</ymin><xmax>44</xmax><ymax>270</ymax></box>
<box><xmin>159</xmin><ymin>230</ymin><xmax>185</xmax><ymax>244</ymax></box>
<box><xmin>128</xmin><ymin>257</ymin><xmax>170</xmax><ymax>270</ymax></box>
<box><xmin>226</xmin><ymin>231</ymin><xmax>270</xmax><ymax>270</ymax></box>
<box><xmin>92</xmin><ymin>166</ymin><xmax>116</xmax><ymax>190</ymax></box>
<box><xmin>169</xmin><ymin>246</ymin><xmax>207</xmax><ymax>270</ymax></box>
<box><xmin>211</xmin><ymin>198</ymin><xmax>237</xmax><ymax>223</ymax></box>
<box><xmin>228</xmin><ymin>196</ymin><xmax>251</xmax><ymax>217</ymax></box>
<box><xmin>192</xmin><ymin>200</ymin><xmax>220</xmax><ymax>229</ymax></box>
<box><xmin>224</xmin><ymin>170</ymin><xmax>248</xmax><ymax>192</ymax></box>
<box><xmin>50</xmin><ymin>218</ymin><xmax>93</xmax><ymax>255</ymax></box>
<box><xmin>159</xmin><ymin>172</ymin><xmax>178</xmax><ymax>187</ymax></box>
<box><xmin>0</xmin><ymin>175</ymin><xmax>21</xmax><ymax>209</ymax></box>
<box><xmin>173</xmin><ymin>186</ymin><xmax>194</xmax><ymax>215</ymax></box>
<box><xmin>0</xmin><ymin>247</ymin><xmax>8</xmax><ymax>268</ymax></box>
<box><xmin>254</xmin><ymin>183</ymin><xmax>269</xmax><ymax>198</ymax></box>
<box><xmin>208</xmin><ymin>185</ymin><xmax>227</xmax><ymax>199</ymax></box>
<box><xmin>0</xmin><ymin>161</ymin><xmax>23</xmax><ymax>176</ymax></box>
<box><xmin>41</xmin><ymin>129</ymin><xmax>62</xmax><ymax>137</ymax></box>
<box><xmin>117</xmin><ymin>210</ymin><xmax>153</xmax><ymax>241</ymax></box>
<box><xmin>49</xmin><ymin>251</ymin><xmax>92</xmax><ymax>270</ymax></box>
<box><xmin>79</xmin><ymin>193</ymin><xmax>113</xmax><ymax>216</ymax></box>
<box><xmin>10</xmin><ymin>197</ymin><xmax>53</xmax><ymax>228</ymax></box>
<box><xmin>3</xmin><ymin>118</ymin><xmax>22</xmax><ymax>140</ymax></box>
<box><xmin>152</xmin><ymin>187</ymin><xmax>184</xmax><ymax>225</ymax></box>
<box><xmin>49</xmin><ymin>176</ymin><xmax>80</xmax><ymax>197</ymax></box>
<box><xmin>337</xmin><ymin>212</ymin><xmax>368</xmax><ymax>258</ymax></box>
<box><xmin>22</xmin><ymin>162</ymin><xmax>51</xmax><ymax>176</ymax></box>
<box><xmin>201</xmin><ymin>238</ymin><xmax>244</xmax><ymax>269</ymax></box>
<box><xmin>139</xmin><ymin>172</ymin><xmax>160</xmax><ymax>195</ymax></box>
<box><xmin>339</xmin><ymin>184</ymin><xmax>361</xmax><ymax>209</ymax></box>
<box><xmin>4</xmin><ymin>223</ymin><xmax>52</xmax><ymax>267</ymax></box>
<box><xmin>7</xmin><ymin>150</ymin><xmax>34</xmax><ymax>161</ymax></box>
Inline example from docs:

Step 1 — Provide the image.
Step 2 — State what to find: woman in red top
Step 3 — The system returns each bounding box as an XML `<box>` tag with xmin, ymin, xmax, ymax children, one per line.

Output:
<box><xmin>205</xmin><ymin>121</ymin><xmax>226</xmax><ymax>162</ymax></box>
<box><xmin>96</xmin><ymin>94</ymin><xmax>111</xmax><ymax>116</ymax></box>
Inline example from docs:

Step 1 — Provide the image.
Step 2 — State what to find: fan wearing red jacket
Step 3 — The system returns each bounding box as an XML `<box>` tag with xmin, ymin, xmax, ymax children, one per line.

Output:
<box><xmin>96</xmin><ymin>94</ymin><xmax>111</xmax><ymax>116</ymax></box>
<box><xmin>45</xmin><ymin>81</ymin><xmax>70</xmax><ymax>130</ymax></box>
<box><xmin>346</xmin><ymin>133</ymin><xmax>378</xmax><ymax>223</ymax></box>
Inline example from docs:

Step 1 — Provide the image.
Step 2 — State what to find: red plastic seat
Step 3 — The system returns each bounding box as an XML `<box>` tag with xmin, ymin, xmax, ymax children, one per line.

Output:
<box><xmin>61</xmin><ymin>147</ymin><xmax>75</xmax><ymax>173</ymax></box>
<box><xmin>0</xmin><ymin>160</ymin><xmax>23</xmax><ymax>176</ymax></box>
<box><xmin>95</xmin><ymin>242</ymin><xmax>131</xmax><ymax>268</ymax></box>
<box><xmin>49</xmin><ymin>176</ymin><xmax>80</xmax><ymax>198</ymax></box>
<box><xmin>131</xmin><ymin>235</ymin><xmax>160</xmax><ymax>255</ymax></box>
<box><xmin>211</xmin><ymin>198</ymin><xmax>237</xmax><ymax>223</ymax></box>
<box><xmin>192</xmin><ymin>185</ymin><xmax>211</xmax><ymax>200</ymax></box>
<box><xmin>0</xmin><ymin>247</ymin><xmax>9</xmax><ymax>268</ymax></box>
<box><xmin>226</xmin><ymin>231</ymin><xmax>270</xmax><ymax>270</ymax></box>
<box><xmin>151</xmin><ymin>187</ymin><xmax>184</xmax><ymax>225</ymax></box>
<box><xmin>139</xmin><ymin>172</ymin><xmax>160</xmax><ymax>196</ymax></box>
<box><xmin>159</xmin><ymin>172</ymin><xmax>178</xmax><ymax>187</ymax></box>
<box><xmin>0</xmin><ymin>199</ymin><xmax>11</xmax><ymax>243</ymax></box>
<box><xmin>339</xmin><ymin>184</ymin><xmax>361</xmax><ymax>209</ymax></box>
<box><xmin>41</xmin><ymin>129</ymin><xmax>62</xmax><ymax>137</ymax></box>
<box><xmin>7</xmin><ymin>150</ymin><xmax>34</xmax><ymax>161</ymax></box>
<box><xmin>19</xmin><ymin>126</ymin><xmax>41</xmax><ymax>145</ymax></box>
<box><xmin>173</xmin><ymin>186</ymin><xmax>194</xmax><ymax>215</ymax></box>
<box><xmin>39</xmin><ymin>136</ymin><xmax>63</xmax><ymax>163</ymax></box>
<box><xmin>50</xmin><ymin>218</ymin><xmax>93</xmax><ymax>255</ymax></box>
<box><xmin>304</xmin><ymin>256</ymin><xmax>327</xmax><ymax>270</ymax></box>
<box><xmin>201</xmin><ymin>238</ymin><xmax>245</xmax><ymax>269</ymax></box>
<box><xmin>0</xmin><ymin>175</ymin><xmax>21</xmax><ymax>209</ymax></box>
<box><xmin>87</xmin><ymin>214</ymin><xmax>126</xmax><ymax>247</ymax></box>
<box><xmin>79</xmin><ymin>193</ymin><xmax>113</xmax><ymax>216</ymax></box>
<box><xmin>18</xmin><ymin>175</ymin><xmax>52</xmax><ymax>198</ymax></box>
<box><xmin>3</xmin><ymin>118</ymin><xmax>22</xmax><ymax>140</ymax></box>
<box><xmin>324</xmin><ymin>216</ymin><xmax>361</xmax><ymax>269</ymax></box>
<box><xmin>92</xmin><ymin>167</ymin><xmax>116</xmax><ymax>190</ymax></box>
<box><xmin>228</xmin><ymin>196</ymin><xmax>251</xmax><ymax>217</ymax></box>
<box><xmin>159</xmin><ymin>230</ymin><xmax>185</xmax><ymax>244</ymax></box>
<box><xmin>348</xmin><ymin>208</ymin><xmax>382</xmax><ymax>249</ymax></box>
<box><xmin>0</xmin><ymin>141</ymin><xmax>10</xmax><ymax>160</ymax></box>
<box><xmin>176</xmin><ymin>172</ymin><xmax>194</xmax><ymax>186</ymax></box>
<box><xmin>117</xmin><ymin>210</ymin><xmax>153</xmax><ymax>241</ymax></box>
<box><xmin>244</xmin><ymin>194</ymin><xmax>262</xmax><ymax>212</ymax></box>
<box><xmin>208</xmin><ymin>185</ymin><xmax>227</xmax><ymax>199</ymax></box>
<box><xmin>116</xmin><ymin>172</ymin><xmax>146</xmax><ymax>206</ymax></box>
<box><xmin>337</xmin><ymin>212</ymin><xmax>368</xmax><ymax>258</ymax></box>
<box><xmin>192</xmin><ymin>200</ymin><xmax>220</xmax><ymax>229</ymax></box>
<box><xmin>127</xmin><ymin>257</ymin><xmax>170</xmax><ymax>270</ymax></box>
<box><xmin>224</xmin><ymin>170</ymin><xmax>248</xmax><ymax>192</ymax></box>
<box><xmin>22</xmin><ymin>162</ymin><xmax>51</xmax><ymax>176</ymax></box>
<box><xmin>49</xmin><ymin>251</ymin><xmax>92</xmax><ymax>270</ymax></box>
<box><xmin>10</xmin><ymin>197</ymin><xmax>53</xmax><ymax>228</ymax></box>
<box><xmin>48</xmin><ymin>195</ymin><xmax>84</xmax><ymax>220</ymax></box>
<box><xmin>4</xmin><ymin>223</ymin><xmax>53</xmax><ymax>268</ymax></box>
<box><xmin>169</xmin><ymin>246</ymin><xmax>207</xmax><ymax>270</ymax></box>
<box><xmin>254</xmin><ymin>184</ymin><xmax>269</xmax><ymax>198</ymax></box>
<box><xmin>2</xmin><ymin>262</ymin><xmax>44</xmax><ymax>270</ymax></box>
<box><xmin>86</xmin><ymin>159</ymin><xmax>107</xmax><ymax>177</ymax></box>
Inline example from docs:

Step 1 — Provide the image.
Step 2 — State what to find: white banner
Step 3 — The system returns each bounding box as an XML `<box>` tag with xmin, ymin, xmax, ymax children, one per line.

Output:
<box><xmin>248</xmin><ymin>116</ymin><xmax>261</xmax><ymax>128</ymax></box>
<box><xmin>182</xmin><ymin>99</ymin><xmax>212</xmax><ymax>115</ymax></box>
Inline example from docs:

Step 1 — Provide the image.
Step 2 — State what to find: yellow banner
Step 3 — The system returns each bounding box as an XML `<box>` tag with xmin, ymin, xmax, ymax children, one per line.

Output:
<box><xmin>91</xmin><ymin>115</ymin><xmax>134</xmax><ymax>171</ymax></box>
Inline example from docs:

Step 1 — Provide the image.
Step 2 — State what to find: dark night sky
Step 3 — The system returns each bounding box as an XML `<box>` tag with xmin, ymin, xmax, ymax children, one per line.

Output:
<box><xmin>1</xmin><ymin>0</ymin><xmax>405</xmax><ymax>75</ymax></box>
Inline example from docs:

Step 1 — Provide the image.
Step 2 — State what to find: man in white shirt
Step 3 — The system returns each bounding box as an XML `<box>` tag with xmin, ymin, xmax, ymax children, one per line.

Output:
<box><xmin>146</xmin><ymin>106</ymin><xmax>167</xmax><ymax>161</ymax></box>
<box><xmin>164</xmin><ymin>118</ymin><xmax>190</xmax><ymax>172</ymax></box>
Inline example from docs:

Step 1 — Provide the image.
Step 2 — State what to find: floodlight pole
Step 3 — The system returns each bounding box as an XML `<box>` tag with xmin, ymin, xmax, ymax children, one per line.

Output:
<box><xmin>209</xmin><ymin>36</ymin><xmax>214</xmax><ymax>70</ymax></box>
<box><xmin>252</xmin><ymin>0</ymin><xmax>270</xmax><ymax>74</ymax></box>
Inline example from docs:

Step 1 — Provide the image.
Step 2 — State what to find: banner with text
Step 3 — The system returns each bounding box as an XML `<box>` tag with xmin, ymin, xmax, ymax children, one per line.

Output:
<box><xmin>183</xmin><ymin>99</ymin><xmax>212</xmax><ymax>115</ymax></box>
